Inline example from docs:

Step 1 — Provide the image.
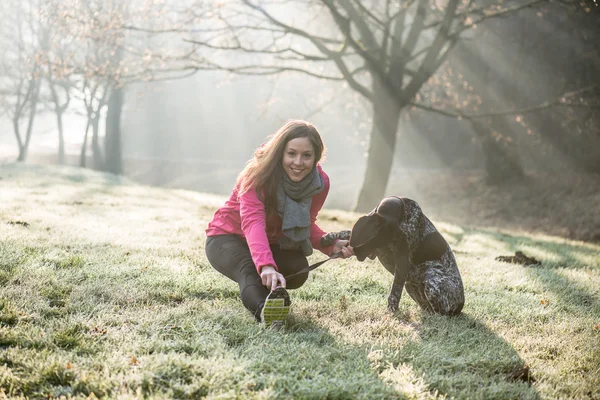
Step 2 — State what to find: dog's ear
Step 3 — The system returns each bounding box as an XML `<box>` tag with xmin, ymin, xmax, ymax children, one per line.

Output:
<box><xmin>412</xmin><ymin>232</ymin><xmax>447</xmax><ymax>264</ymax></box>
<box><xmin>349</xmin><ymin>214</ymin><xmax>385</xmax><ymax>262</ymax></box>
<box><xmin>349</xmin><ymin>214</ymin><xmax>382</xmax><ymax>248</ymax></box>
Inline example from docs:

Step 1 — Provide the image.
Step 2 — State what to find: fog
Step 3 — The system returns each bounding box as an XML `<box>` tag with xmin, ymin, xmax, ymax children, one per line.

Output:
<box><xmin>1</xmin><ymin>0</ymin><xmax>598</xmax><ymax>211</ymax></box>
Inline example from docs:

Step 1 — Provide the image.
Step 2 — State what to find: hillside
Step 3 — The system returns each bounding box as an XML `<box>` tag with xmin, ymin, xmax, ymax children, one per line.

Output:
<box><xmin>0</xmin><ymin>163</ymin><xmax>599</xmax><ymax>399</ymax></box>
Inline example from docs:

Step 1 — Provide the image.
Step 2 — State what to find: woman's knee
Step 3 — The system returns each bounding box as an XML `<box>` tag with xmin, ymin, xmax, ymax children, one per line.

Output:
<box><xmin>271</xmin><ymin>246</ymin><xmax>308</xmax><ymax>275</ymax></box>
<box><xmin>205</xmin><ymin>235</ymin><xmax>255</xmax><ymax>280</ymax></box>
<box><xmin>285</xmin><ymin>273</ymin><xmax>309</xmax><ymax>289</ymax></box>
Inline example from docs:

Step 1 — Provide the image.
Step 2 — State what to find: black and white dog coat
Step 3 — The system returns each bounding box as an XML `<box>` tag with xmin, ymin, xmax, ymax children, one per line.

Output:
<box><xmin>322</xmin><ymin>196</ymin><xmax>464</xmax><ymax>315</ymax></box>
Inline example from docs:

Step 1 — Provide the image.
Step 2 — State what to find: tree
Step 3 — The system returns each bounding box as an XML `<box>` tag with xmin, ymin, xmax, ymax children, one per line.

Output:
<box><xmin>179</xmin><ymin>0</ymin><xmax>545</xmax><ymax>211</ymax></box>
<box><xmin>40</xmin><ymin>4</ymin><xmax>74</xmax><ymax>165</ymax></box>
<box><xmin>0</xmin><ymin>0</ymin><xmax>44</xmax><ymax>162</ymax></box>
<box><xmin>36</xmin><ymin>0</ymin><xmax>196</xmax><ymax>173</ymax></box>
<box><xmin>437</xmin><ymin>3</ymin><xmax>600</xmax><ymax>177</ymax></box>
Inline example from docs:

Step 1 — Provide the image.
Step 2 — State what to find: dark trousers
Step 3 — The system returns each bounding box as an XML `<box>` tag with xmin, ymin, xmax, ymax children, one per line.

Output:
<box><xmin>205</xmin><ymin>235</ymin><xmax>309</xmax><ymax>319</ymax></box>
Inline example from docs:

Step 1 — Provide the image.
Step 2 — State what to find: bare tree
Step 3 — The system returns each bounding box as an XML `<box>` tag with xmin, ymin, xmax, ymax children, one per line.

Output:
<box><xmin>46</xmin><ymin>74</ymin><xmax>72</xmax><ymax>165</ymax></box>
<box><xmin>0</xmin><ymin>0</ymin><xmax>45</xmax><ymax>162</ymax></box>
<box><xmin>39</xmin><ymin>23</ymin><xmax>73</xmax><ymax>164</ymax></box>
<box><xmin>40</xmin><ymin>0</ymin><xmax>197</xmax><ymax>173</ymax></box>
<box><xmin>78</xmin><ymin>77</ymin><xmax>110</xmax><ymax>168</ymax></box>
<box><xmin>178</xmin><ymin>0</ymin><xmax>545</xmax><ymax>211</ymax></box>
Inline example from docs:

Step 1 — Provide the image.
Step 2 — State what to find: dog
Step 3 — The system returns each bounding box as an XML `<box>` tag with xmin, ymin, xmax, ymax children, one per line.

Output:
<box><xmin>322</xmin><ymin>196</ymin><xmax>464</xmax><ymax>315</ymax></box>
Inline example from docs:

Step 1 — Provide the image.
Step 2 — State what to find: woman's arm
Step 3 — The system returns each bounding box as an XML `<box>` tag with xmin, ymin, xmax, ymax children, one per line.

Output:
<box><xmin>239</xmin><ymin>188</ymin><xmax>287</xmax><ymax>289</ymax></box>
<box><xmin>239</xmin><ymin>188</ymin><xmax>278</xmax><ymax>273</ymax></box>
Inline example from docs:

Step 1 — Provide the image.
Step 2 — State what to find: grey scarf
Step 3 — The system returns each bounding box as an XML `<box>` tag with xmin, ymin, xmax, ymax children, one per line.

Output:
<box><xmin>276</xmin><ymin>166</ymin><xmax>324</xmax><ymax>255</ymax></box>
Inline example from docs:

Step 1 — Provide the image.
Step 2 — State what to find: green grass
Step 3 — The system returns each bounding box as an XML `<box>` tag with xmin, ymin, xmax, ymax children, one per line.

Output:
<box><xmin>1</xmin><ymin>163</ymin><xmax>599</xmax><ymax>399</ymax></box>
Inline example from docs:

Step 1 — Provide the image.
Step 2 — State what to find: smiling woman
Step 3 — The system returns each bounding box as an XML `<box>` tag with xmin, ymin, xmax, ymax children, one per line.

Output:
<box><xmin>204</xmin><ymin>120</ymin><xmax>354</xmax><ymax>327</ymax></box>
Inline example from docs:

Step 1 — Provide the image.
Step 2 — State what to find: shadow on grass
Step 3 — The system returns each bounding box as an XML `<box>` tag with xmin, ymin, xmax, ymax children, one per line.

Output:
<box><xmin>525</xmin><ymin>266</ymin><xmax>599</xmax><ymax>317</ymax></box>
<box><xmin>399</xmin><ymin>313</ymin><xmax>539</xmax><ymax>400</ymax></box>
<box><xmin>230</xmin><ymin>314</ymin><xmax>404</xmax><ymax>399</ymax></box>
<box><xmin>137</xmin><ymin>283</ymin><xmax>404</xmax><ymax>398</ymax></box>
<box><xmin>133</xmin><ymin>305</ymin><xmax>408</xmax><ymax>399</ymax></box>
<box><xmin>210</xmin><ymin>309</ymin><xmax>540</xmax><ymax>399</ymax></box>
<box><xmin>477</xmin><ymin>230</ymin><xmax>599</xmax><ymax>270</ymax></box>
<box><xmin>478</xmin><ymin>230</ymin><xmax>599</xmax><ymax>315</ymax></box>
<box><xmin>442</xmin><ymin>229</ymin><xmax>467</xmax><ymax>248</ymax></box>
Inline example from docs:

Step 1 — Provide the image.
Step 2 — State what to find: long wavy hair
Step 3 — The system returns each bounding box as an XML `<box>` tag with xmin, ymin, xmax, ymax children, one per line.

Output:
<box><xmin>237</xmin><ymin>120</ymin><xmax>326</xmax><ymax>221</ymax></box>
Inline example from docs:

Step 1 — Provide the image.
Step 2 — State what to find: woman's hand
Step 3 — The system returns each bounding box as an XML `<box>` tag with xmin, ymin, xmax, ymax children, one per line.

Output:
<box><xmin>260</xmin><ymin>265</ymin><xmax>286</xmax><ymax>291</ymax></box>
<box><xmin>332</xmin><ymin>239</ymin><xmax>354</xmax><ymax>259</ymax></box>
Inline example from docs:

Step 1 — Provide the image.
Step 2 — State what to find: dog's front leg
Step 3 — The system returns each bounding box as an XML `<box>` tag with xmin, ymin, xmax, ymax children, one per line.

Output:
<box><xmin>388</xmin><ymin>254</ymin><xmax>409</xmax><ymax>313</ymax></box>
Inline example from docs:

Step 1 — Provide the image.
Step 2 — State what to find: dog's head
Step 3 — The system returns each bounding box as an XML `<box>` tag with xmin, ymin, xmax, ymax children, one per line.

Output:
<box><xmin>350</xmin><ymin>213</ymin><xmax>407</xmax><ymax>261</ymax></box>
<box><xmin>349</xmin><ymin>197</ymin><xmax>447</xmax><ymax>263</ymax></box>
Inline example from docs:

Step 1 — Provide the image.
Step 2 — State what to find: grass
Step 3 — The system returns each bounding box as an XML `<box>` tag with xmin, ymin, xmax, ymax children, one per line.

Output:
<box><xmin>0</xmin><ymin>163</ymin><xmax>599</xmax><ymax>399</ymax></box>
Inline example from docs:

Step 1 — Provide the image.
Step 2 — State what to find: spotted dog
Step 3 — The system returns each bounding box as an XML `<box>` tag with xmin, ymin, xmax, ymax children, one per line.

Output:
<box><xmin>322</xmin><ymin>196</ymin><xmax>464</xmax><ymax>315</ymax></box>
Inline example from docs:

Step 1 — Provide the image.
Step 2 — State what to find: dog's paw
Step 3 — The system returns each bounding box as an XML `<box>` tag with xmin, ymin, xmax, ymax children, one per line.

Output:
<box><xmin>320</xmin><ymin>230</ymin><xmax>351</xmax><ymax>247</ymax></box>
<box><xmin>387</xmin><ymin>295</ymin><xmax>400</xmax><ymax>313</ymax></box>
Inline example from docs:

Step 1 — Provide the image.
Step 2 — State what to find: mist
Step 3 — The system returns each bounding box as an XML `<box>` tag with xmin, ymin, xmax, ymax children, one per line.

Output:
<box><xmin>0</xmin><ymin>0</ymin><xmax>598</xmax><ymax>237</ymax></box>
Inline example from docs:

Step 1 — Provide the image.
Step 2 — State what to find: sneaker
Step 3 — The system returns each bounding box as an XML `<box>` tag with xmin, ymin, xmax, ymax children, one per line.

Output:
<box><xmin>260</xmin><ymin>286</ymin><xmax>291</xmax><ymax>328</ymax></box>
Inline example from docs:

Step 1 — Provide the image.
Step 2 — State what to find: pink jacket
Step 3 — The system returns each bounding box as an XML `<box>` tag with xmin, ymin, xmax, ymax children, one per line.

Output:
<box><xmin>205</xmin><ymin>164</ymin><xmax>335</xmax><ymax>272</ymax></box>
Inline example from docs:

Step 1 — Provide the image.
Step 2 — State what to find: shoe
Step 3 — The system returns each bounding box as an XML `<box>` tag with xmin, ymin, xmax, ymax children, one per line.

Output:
<box><xmin>260</xmin><ymin>286</ymin><xmax>291</xmax><ymax>328</ymax></box>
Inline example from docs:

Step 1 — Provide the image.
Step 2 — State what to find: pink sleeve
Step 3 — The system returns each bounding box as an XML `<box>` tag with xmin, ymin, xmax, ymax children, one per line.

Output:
<box><xmin>239</xmin><ymin>188</ymin><xmax>277</xmax><ymax>273</ymax></box>
<box><xmin>310</xmin><ymin>168</ymin><xmax>335</xmax><ymax>256</ymax></box>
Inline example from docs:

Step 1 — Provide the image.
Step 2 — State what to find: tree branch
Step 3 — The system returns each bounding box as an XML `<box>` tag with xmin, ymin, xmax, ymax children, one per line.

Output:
<box><xmin>183</xmin><ymin>38</ymin><xmax>332</xmax><ymax>61</ymax></box>
<box><xmin>438</xmin><ymin>0</ymin><xmax>545</xmax><ymax>35</ymax></box>
<box><xmin>411</xmin><ymin>97</ymin><xmax>600</xmax><ymax>120</ymax></box>
<box><xmin>350</xmin><ymin>0</ymin><xmax>386</xmax><ymax>27</ymax></box>
<box><xmin>321</xmin><ymin>0</ymin><xmax>404</xmax><ymax>96</ymax></box>
<box><xmin>239</xmin><ymin>0</ymin><xmax>373</xmax><ymax>100</ymax></box>
<box><xmin>402</xmin><ymin>0</ymin><xmax>459</xmax><ymax>101</ymax></box>
<box><xmin>425</xmin><ymin>0</ymin><xmax>543</xmax><ymax>29</ymax></box>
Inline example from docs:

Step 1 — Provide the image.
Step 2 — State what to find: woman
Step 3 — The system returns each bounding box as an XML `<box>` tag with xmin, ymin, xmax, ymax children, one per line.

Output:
<box><xmin>205</xmin><ymin>120</ymin><xmax>353</xmax><ymax>327</ymax></box>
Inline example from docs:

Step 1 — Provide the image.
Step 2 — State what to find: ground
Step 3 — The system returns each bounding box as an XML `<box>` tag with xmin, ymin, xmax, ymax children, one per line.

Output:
<box><xmin>0</xmin><ymin>163</ymin><xmax>599</xmax><ymax>399</ymax></box>
<box><xmin>13</xmin><ymin>153</ymin><xmax>600</xmax><ymax>244</ymax></box>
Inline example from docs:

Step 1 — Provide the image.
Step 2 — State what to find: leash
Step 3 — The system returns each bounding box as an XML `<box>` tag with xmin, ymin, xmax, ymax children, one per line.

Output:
<box><xmin>285</xmin><ymin>250</ymin><xmax>344</xmax><ymax>279</ymax></box>
<box><xmin>285</xmin><ymin>198</ymin><xmax>408</xmax><ymax>281</ymax></box>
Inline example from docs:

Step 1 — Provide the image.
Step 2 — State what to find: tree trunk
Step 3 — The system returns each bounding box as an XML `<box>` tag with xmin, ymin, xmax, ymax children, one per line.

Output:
<box><xmin>13</xmin><ymin>118</ymin><xmax>25</xmax><ymax>162</ymax></box>
<box><xmin>80</xmin><ymin>120</ymin><xmax>91</xmax><ymax>168</ymax></box>
<box><xmin>17</xmin><ymin>79</ymin><xmax>41</xmax><ymax>162</ymax></box>
<box><xmin>17</xmin><ymin>145</ymin><xmax>27</xmax><ymax>162</ymax></box>
<box><xmin>354</xmin><ymin>78</ymin><xmax>404</xmax><ymax>212</ymax></box>
<box><xmin>470</xmin><ymin>119</ymin><xmax>525</xmax><ymax>184</ymax></box>
<box><xmin>48</xmin><ymin>81</ymin><xmax>69</xmax><ymax>165</ymax></box>
<box><xmin>56</xmin><ymin>110</ymin><xmax>65</xmax><ymax>164</ymax></box>
<box><xmin>104</xmin><ymin>85</ymin><xmax>124</xmax><ymax>175</ymax></box>
<box><xmin>91</xmin><ymin>116</ymin><xmax>104</xmax><ymax>170</ymax></box>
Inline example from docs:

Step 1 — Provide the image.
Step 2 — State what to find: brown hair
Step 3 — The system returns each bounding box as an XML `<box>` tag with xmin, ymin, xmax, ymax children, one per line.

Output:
<box><xmin>237</xmin><ymin>120</ymin><xmax>326</xmax><ymax>220</ymax></box>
